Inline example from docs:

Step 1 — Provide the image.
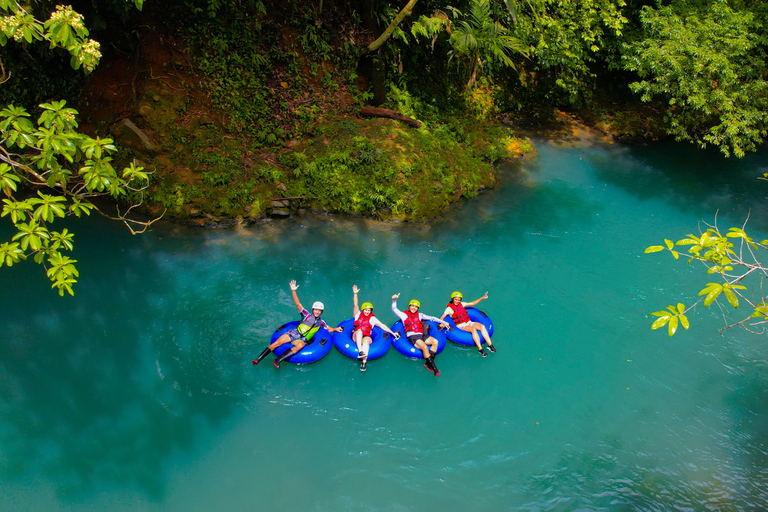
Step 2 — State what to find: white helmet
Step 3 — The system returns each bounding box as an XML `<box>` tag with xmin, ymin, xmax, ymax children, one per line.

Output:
<box><xmin>312</xmin><ymin>301</ymin><xmax>324</xmax><ymax>311</ymax></box>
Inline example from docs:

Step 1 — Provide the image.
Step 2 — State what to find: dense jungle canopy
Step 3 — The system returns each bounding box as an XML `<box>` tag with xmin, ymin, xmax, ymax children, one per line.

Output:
<box><xmin>1</xmin><ymin>0</ymin><xmax>767</xmax><ymax>295</ymax></box>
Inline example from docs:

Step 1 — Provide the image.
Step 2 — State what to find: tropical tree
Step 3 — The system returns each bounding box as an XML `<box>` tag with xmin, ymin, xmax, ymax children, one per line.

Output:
<box><xmin>0</xmin><ymin>0</ymin><xmax>160</xmax><ymax>296</ymax></box>
<box><xmin>411</xmin><ymin>0</ymin><xmax>528</xmax><ymax>87</ymax></box>
<box><xmin>621</xmin><ymin>0</ymin><xmax>768</xmax><ymax>158</ymax></box>
<box><xmin>509</xmin><ymin>0</ymin><xmax>628</xmax><ymax>106</ymax></box>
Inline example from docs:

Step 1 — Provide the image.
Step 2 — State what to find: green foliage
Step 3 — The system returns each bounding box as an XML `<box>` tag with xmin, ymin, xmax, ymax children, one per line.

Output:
<box><xmin>463</xmin><ymin>78</ymin><xmax>500</xmax><ymax>120</ymax></box>
<box><xmin>622</xmin><ymin>1</ymin><xmax>768</xmax><ymax>157</ymax></box>
<box><xmin>0</xmin><ymin>102</ymin><xmax>154</xmax><ymax>295</ymax></box>
<box><xmin>646</xmin><ymin>219</ymin><xmax>768</xmax><ymax>336</ymax></box>
<box><xmin>411</xmin><ymin>0</ymin><xmax>528</xmax><ymax>87</ymax></box>
<box><xmin>274</xmin><ymin>113</ymin><xmax>530</xmax><ymax>220</ymax></box>
<box><xmin>0</xmin><ymin>0</ymin><xmax>152</xmax><ymax>296</ymax></box>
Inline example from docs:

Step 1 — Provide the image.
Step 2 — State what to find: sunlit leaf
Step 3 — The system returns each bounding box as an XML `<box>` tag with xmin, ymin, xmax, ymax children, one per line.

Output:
<box><xmin>668</xmin><ymin>316</ymin><xmax>679</xmax><ymax>336</ymax></box>
<box><xmin>651</xmin><ymin>315</ymin><xmax>671</xmax><ymax>330</ymax></box>
<box><xmin>704</xmin><ymin>287</ymin><xmax>722</xmax><ymax>307</ymax></box>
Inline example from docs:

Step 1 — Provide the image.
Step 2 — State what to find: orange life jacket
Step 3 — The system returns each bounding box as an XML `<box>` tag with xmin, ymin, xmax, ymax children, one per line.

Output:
<box><xmin>404</xmin><ymin>310</ymin><xmax>424</xmax><ymax>334</ymax></box>
<box><xmin>354</xmin><ymin>312</ymin><xmax>375</xmax><ymax>336</ymax></box>
<box><xmin>447</xmin><ymin>302</ymin><xmax>470</xmax><ymax>325</ymax></box>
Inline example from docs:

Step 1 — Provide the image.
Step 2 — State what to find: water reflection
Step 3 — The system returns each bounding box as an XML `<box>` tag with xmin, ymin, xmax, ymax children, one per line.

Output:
<box><xmin>590</xmin><ymin>141</ymin><xmax>768</xmax><ymax>230</ymax></box>
<box><xmin>0</xmin><ymin>226</ymin><xmax>240</xmax><ymax>500</ymax></box>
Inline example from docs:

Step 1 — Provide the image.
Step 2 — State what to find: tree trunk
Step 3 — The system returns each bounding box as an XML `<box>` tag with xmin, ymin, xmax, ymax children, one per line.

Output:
<box><xmin>367</xmin><ymin>0</ymin><xmax>420</xmax><ymax>52</ymax></box>
<box><xmin>359</xmin><ymin>0</ymin><xmax>387</xmax><ymax>105</ymax></box>
<box><xmin>360</xmin><ymin>106</ymin><xmax>422</xmax><ymax>128</ymax></box>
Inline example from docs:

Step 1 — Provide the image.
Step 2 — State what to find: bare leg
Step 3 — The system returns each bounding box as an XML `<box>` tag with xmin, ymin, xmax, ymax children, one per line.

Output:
<box><xmin>269</xmin><ymin>333</ymin><xmax>292</xmax><ymax>351</ymax></box>
<box><xmin>425</xmin><ymin>336</ymin><xmax>439</xmax><ymax>355</ymax></box>
<box><xmin>470</xmin><ymin>328</ymin><xmax>482</xmax><ymax>350</ymax></box>
<box><xmin>361</xmin><ymin>336</ymin><xmax>372</xmax><ymax>363</ymax></box>
<box><xmin>414</xmin><ymin>339</ymin><xmax>430</xmax><ymax>359</ymax></box>
<box><xmin>479</xmin><ymin>325</ymin><xmax>492</xmax><ymax>345</ymax></box>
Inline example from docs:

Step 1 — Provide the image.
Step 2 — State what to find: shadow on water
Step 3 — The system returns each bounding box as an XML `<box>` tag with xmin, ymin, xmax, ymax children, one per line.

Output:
<box><xmin>0</xmin><ymin>219</ymin><xmax>241</xmax><ymax>501</ymax></box>
<box><xmin>590</xmin><ymin>141</ymin><xmax>768</xmax><ymax>231</ymax></box>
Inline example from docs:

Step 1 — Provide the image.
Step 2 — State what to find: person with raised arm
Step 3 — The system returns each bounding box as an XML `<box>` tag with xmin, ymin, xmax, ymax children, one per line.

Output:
<box><xmin>391</xmin><ymin>293</ymin><xmax>450</xmax><ymax>376</ymax></box>
<box><xmin>352</xmin><ymin>284</ymin><xmax>399</xmax><ymax>372</ymax></box>
<box><xmin>252</xmin><ymin>280</ymin><xmax>343</xmax><ymax>369</ymax></box>
<box><xmin>440</xmin><ymin>290</ymin><xmax>495</xmax><ymax>357</ymax></box>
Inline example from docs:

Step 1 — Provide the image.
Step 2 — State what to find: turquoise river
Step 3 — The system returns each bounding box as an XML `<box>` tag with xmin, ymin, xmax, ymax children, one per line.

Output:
<box><xmin>2</xmin><ymin>135</ymin><xmax>768</xmax><ymax>511</ymax></box>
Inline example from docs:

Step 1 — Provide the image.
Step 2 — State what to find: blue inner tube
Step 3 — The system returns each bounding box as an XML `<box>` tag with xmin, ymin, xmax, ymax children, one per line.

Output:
<box><xmin>271</xmin><ymin>321</ymin><xmax>333</xmax><ymax>364</ymax></box>
<box><xmin>444</xmin><ymin>308</ymin><xmax>495</xmax><ymax>346</ymax></box>
<box><xmin>331</xmin><ymin>318</ymin><xmax>390</xmax><ymax>360</ymax></box>
<box><xmin>391</xmin><ymin>319</ymin><xmax>447</xmax><ymax>359</ymax></box>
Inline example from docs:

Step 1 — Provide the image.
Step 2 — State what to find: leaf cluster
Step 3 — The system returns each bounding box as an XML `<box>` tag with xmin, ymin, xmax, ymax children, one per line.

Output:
<box><xmin>0</xmin><ymin>100</ymin><xmax>157</xmax><ymax>295</ymax></box>
<box><xmin>645</xmin><ymin>220</ymin><xmax>768</xmax><ymax>336</ymax></box>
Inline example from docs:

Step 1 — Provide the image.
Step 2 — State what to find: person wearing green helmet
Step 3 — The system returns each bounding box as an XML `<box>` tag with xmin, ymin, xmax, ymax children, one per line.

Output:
<box><xmin>251</xmin><ymin>279</ymin><xmax>344</xmax><ymax>368</ymax></box>
<box><xmin>391</xmin><ymin>293</ymin><xmax>450</xmax><ymax>376</ymax></box>
<box><xmin>440</xmin><ymin>290</ymin><xmax>495</xmax><ymax>357</ymax></box>
<box><xmin>352</xmin><ymin>284</ymin><xmax>399</xmax><ymax>371</ymax></box>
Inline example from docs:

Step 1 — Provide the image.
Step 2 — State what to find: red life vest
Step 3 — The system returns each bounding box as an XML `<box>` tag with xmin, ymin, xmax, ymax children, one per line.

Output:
<box><xmin>354</xmin><ymin>312</ymin><xmax>375</xmax><ymax>336</ymax></box>
<box><xmin>447</xmin><ymin>302</ymin><xmax>470</xmax><ymax>325</ymax></box>
<box><xmin>403</xmin><ymin>311</ymin><xmax>424</xmax><ymax>334</ymax></box>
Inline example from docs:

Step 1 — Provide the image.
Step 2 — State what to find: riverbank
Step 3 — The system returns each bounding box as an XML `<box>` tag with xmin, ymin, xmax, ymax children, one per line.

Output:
<box><xmin>75</xmin><ymin>25</ymin><xmax>539</xmax><ymax>227</ymax></box>
<box><xmin>75</xmin><ymin>12</ymin><xmax>665</xmax><ymax>228</ymax></box>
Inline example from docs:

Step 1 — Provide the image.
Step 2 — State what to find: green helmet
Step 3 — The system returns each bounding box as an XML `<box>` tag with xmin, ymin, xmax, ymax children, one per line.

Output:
<box><xmin>360</xmin><ymin>302</ymin><xmax>373</xmax><ymax>311</ymax></box>
<box><xmin>409</xmin><ymin>299</ymin><xmax>421</xmax><ymax>308</ymax></box>
<box><xmin>450</xmin><ymin>291</ymin><xmax>463</xmax><ymax>300</ymax></box>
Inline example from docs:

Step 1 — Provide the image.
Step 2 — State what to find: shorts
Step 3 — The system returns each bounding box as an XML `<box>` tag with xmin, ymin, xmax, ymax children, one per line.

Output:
<box><xmin>407</xmin><ymin>333</ymin><xmax>425</xmax><ymax>346</ymax></box>
<box><xmin>457</xmin><ymin>321</ymin><xmax>474</xmax><ymax>329</ymax></box>
<box><xmin>285</xmin><ymin>329</ymin><xmax>306</xmax><ymax>342</ymax></box>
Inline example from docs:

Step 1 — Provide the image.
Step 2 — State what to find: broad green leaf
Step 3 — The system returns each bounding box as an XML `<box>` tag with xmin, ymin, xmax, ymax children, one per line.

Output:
<box><xmin>651</xmin><ymin>315</ymin><xmax>670</xmax><ymax>330</ymax></box>
<box><xmin>645</xmin><ymin>246</ymin><xmax>664</xmax><ymax>253</ymax></box>
<box><xmin>677</xmin><ymin>303</ymin><xmax>685</xmax><ymax>314</ymax></box>
<box><xmin>723</xmin><ymin>286</ymin><xmax>739</xmax><ymax>308</ymax></box>
<box><xmin>679</xmin><ymin>314</ymin><xmax>689</xmax><ymax>330</ymax></box>
<box><xmin>668</xmin><ymin>316</ymin><xmax>679</xmax><ymax>336</ymax></box>
<box><xmin>698</xmin><ymin>283</ymin><xmax>721</xmax><ymax>296</ymax></box>
<box><xmin>704</xmin><ymin>287</ymin><xmax>723</xmax><ymax>307</ymax></box>
<box><xmin>665</xmin><ymin>239</ymin><xmax>674</xmax><ymax>250</ymax></box>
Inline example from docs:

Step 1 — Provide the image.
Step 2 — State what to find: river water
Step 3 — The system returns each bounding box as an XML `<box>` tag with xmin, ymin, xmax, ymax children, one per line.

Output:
<box><xmin>2</xmin><ymin>135</ymin><xmax>768</xmax><ymax>511</ymax></box>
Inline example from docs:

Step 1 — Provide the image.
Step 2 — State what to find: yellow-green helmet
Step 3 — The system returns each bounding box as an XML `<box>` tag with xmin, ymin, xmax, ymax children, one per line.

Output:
<box><xmin>409</xmin><ymin>299</ymin><xmax>421</xmax><ymax>308</ymax></box>
<box><xmin>360</xmin><ymin>302</ymin><xmax>373</xmax><ymax>311</ymax></box>
<box><xmin>450</xmin><ymin>291</ymin><xmax>463</xmax><ymax>300</ymax></box>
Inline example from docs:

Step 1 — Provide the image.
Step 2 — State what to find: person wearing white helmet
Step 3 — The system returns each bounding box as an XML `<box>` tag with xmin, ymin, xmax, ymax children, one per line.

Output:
<box><xmin>252</xmin><ymin>279</ymin><xmax>343</xmax><ymax>368</ymax></box>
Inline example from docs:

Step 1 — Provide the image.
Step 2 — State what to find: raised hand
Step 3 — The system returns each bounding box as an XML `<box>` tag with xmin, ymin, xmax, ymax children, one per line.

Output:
<box><xmin>392</xmin><ymin>293</ymin><xmax>400</xmax><ymax>300</ymax></box>
<box><xmin>289</xmin><ymin>280</ymin><xmax>299</xmax><ymax>291</ymax></box>
<box><xmin>353</xmin><ymin>284</ymin><xmax>360</xmax><ymax>294</ymax></box>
